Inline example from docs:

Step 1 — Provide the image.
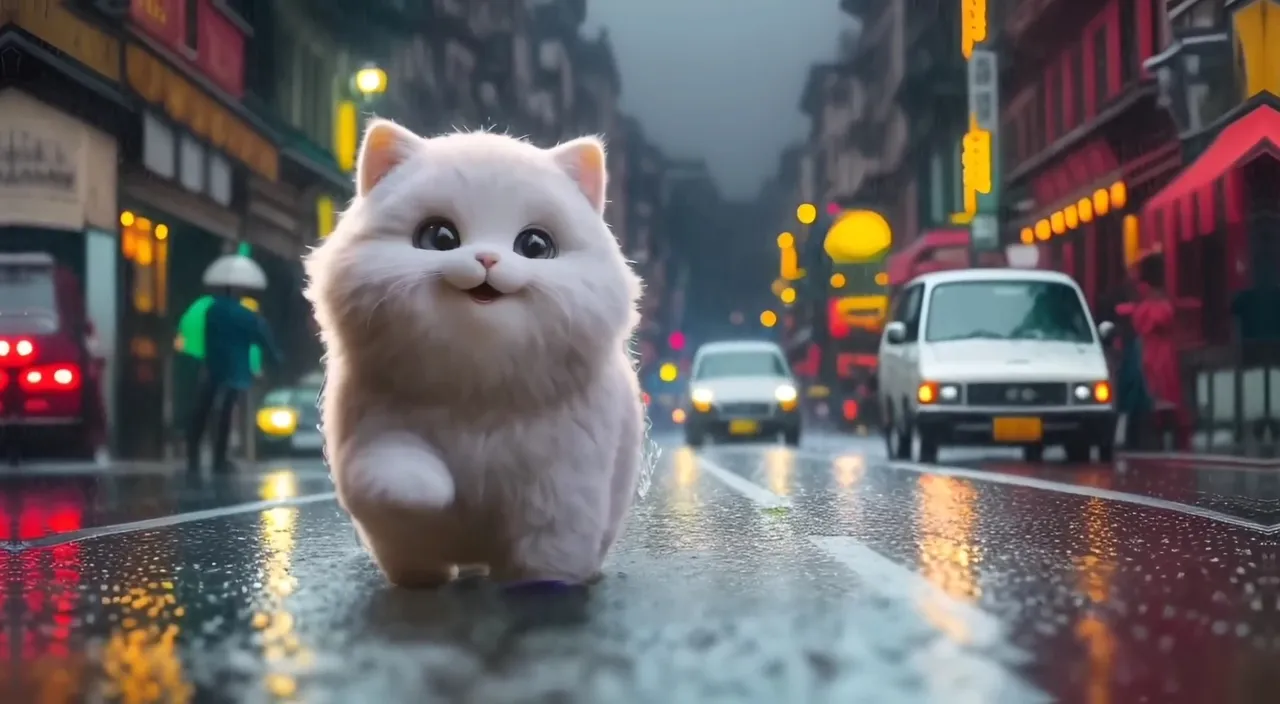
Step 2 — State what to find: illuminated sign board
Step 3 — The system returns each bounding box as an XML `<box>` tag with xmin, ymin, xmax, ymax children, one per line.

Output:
<box><xmin>961</xmin><ymin>113</ymin><xmax>992</xmax><ymax>217</ymax></box>
<box><xmin>961</xmin><ymin>0</ymin><xmax>988</xmax><ymax>59</ymax></box>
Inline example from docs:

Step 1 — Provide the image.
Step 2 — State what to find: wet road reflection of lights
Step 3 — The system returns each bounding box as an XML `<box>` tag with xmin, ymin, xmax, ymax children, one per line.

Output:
<box><xmin>1074</xmin><ymin>498</ymin><xmax>1118</xmax><ymax>704</ymax></box>
<box><xmin>254</xmin><ymin>505</ymin><xmax>310</xmax><ymax>700</ymax></box>
<box><xmin>915</xmin><ymin>476</ymin><xmax>982</xmax><ymax>645</ymax></box>
<box><xmin>96</xmin><ymin>578</ymin><xmax>192</xmax><ymax>702</ymax></box>
<box><xmin>831</xmin><ymin>454</ymin><xmax>868</xmax><ymax>531</ymax></box>
<box><xmin>764</xmin><ymin>447</ymin><xmax>793</xmax><ymax>496</ymax></box>
<box><xmin>832</xmin><ymin>454</ymin><xmax>866</xmax><ymax>488</ymax></box>
<box><xmin>259</xmin><ymin>470</ymin><xmax>300</xmax><ymax>502</ymax></box>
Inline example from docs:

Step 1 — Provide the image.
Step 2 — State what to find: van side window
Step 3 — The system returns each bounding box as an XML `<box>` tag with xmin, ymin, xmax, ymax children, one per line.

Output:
<box><xmin>900</xmin><ymin>284</ymin><xmax>924</xmax><ymax>342</ymax></box>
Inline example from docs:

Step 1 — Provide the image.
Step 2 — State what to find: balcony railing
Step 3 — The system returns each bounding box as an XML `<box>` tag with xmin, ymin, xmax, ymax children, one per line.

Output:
<box><xmin>1183</xmin><ymin>340</ymin><xmax>1280</xmax><ymax>457</ymax></box>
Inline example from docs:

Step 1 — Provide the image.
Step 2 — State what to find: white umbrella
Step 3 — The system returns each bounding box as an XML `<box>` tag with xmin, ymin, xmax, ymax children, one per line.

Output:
<box><xmin>203</xmin><ymin>254</ymin><xmax>268</xmax><ymax>290</ymax></box>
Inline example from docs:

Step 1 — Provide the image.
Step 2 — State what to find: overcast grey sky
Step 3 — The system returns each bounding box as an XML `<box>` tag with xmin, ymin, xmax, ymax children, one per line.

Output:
<box><xmin>584</xmin><ymin>0</ymin><xmax>854</xmax><ymax>200</ymax></box>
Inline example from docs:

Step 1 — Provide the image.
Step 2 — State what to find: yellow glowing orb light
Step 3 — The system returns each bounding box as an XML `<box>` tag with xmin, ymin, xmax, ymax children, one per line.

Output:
<box><xmin>256</xmin><ymin>407</ymin><xmax>298</xmax><ymax>437</ymax></box>
<box><xmin>354</xmin><ymin>65</ymin><xmax>388</xmax><ymax>95</ymax></box>
<box><xmin>155</xmin><ymin>224</ymin><xmax>169</xmax><ymax>240</ymax></box>
<box><xmin>797</xmin><ymin>203</ymin><xmax>817</xmax><ymax>224</ymax></box>
<box><xmin>672</xmin><ymin>408</ymin><xmax>687</xmax><ymax>424</ymax></box>
<box><xmin>119</xmin><ymin>211</ymin><xmax>135</xmax><ymax>227</ymax></box>
<box><xmin>874</xmin><ymin>272</ymin><xmax>889</xmax><ymax>286</ymax></box>
<box><xmin>1110</xmin><ymin>181</ymin><xmax>1127</xmax><ymax>209</ymax></box>
<box><xmin>1020</xmin><ymin>228</ymin><xmax>1034</xmax><ymax>244</ymax></box>
<box><xmin>1035</xmin><ymin>220</ymin><xmax>1052</xmax><ymax>240</ymax></box>
<box><xmin>1064</xmin><ymin>204</ymin><xmax>1079</xmax><ymax>229</ymax></box>
<box><xmin>780</xmin><ymin>287</ymin><xmax>797</xmax><ymax>304</ymax></box>
<box><xmin>777</xmin><ymin>232</ymin><xmax>795</xmax><ymax>249</ymax></box>
<box><xmin>1078</xmin><ymin>197</ymin><xmax>1094</xmax><ymax>223</ymax></box>
<box><xmin>1050</xmin><ymin>211</ymin><xmax>1066</xmax><ymax>235</ymax></box>
<box><xmin>824</xmin><ymin>210</ymin><xmax>893</xmax><ymax>263</ymax></box>
<box><xmin>1093</xmin><ymin>188</ymin><xmax>1110</xmax><ymax>216</ymax></box>
<box><xmin>830</xmin><ymin>273</ymin><xmax>846</xmax><ymax>288</ymax></box>
<box><xmin>760</xmin><ymin>310</ymin><xmax>778</xmax><ymax>328</ymax></box>
<box><xmin>659</xmin><ymin>362</ymin><xmax>679</xmax><ymax>382</ymax></box>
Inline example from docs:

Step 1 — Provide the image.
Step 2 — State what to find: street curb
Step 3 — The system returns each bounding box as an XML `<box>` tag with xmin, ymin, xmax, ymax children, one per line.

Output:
<box><xmin>1119</xmin><ymin>451</ymin><xmax>1279</xmax><ymax>469</ymax></box>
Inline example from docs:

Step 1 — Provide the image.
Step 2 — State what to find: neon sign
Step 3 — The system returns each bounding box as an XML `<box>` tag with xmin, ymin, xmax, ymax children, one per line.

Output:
<box><xmin>961</xmin><ymin>0</ymin><xmax>988</xmax><ymax>59</ymax></box>
<box><xmin>961</xmin><ymin>113</ymin><xmax>992</xmax><ymax>217</ymax></box>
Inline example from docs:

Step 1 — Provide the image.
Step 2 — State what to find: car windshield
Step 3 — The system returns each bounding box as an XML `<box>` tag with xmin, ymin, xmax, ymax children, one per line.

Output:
<box><xmin>0</xmin><ymin>264</ymin><xmax>59</xmax><ymax>333</ymax></box>
<box><xmin>924</xmin><ymin>280</ymin><xmax>1095</xmax><ymax>343</ymax></box>
<box><xmin>0</xmin><ymin>264</ymin><xmax>56</xmax><ymax>312</ymax></box>
<box><xmin>695</xmin><ymin>351</ymin><xmax>788</xmax><ymax>379</ymax></box>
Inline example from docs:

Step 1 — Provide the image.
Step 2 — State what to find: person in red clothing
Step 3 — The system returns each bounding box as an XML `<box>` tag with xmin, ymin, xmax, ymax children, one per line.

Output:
<box><xmin>1131</xmin><ymin>255</ymin><xmax>1191</xmax><ymax>450</ymax></box>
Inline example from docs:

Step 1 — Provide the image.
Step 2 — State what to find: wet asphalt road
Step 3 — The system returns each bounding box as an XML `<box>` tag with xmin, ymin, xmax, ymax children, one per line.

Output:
<box><xmin>2</xmin><ymin>435</ymin><xmax>1278</xmax><ymax>703</ymax></box>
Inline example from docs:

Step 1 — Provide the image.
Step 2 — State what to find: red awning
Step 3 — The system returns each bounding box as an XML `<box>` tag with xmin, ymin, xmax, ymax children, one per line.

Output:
<box><xmin>885</xmin><ymin>228</ymin><xmax>971</xmax><ymax>286</ymax></box>
<box><xmin>1141</xmin><ymin>104</ymin><xmax>1280</xmax><ymax>246</ymax></box>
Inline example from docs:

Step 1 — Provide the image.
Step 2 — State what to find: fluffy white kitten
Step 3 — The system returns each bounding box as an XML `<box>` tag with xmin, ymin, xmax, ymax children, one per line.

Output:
<box><xmin>304</xmin><ymin>120</ymin><xmax>645</xmax><ymax>588</ymax></box>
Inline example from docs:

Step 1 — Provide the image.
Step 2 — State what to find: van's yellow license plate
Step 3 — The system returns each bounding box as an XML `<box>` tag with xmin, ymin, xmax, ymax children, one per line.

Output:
<box><xmin>993</xmin><ymin>417</ymin><xmax>1043</xmax><ymax>443</ymax></box>
<box><xmin>728</xmin><ymin>420</ymin><xmax>760</xmax><ymax>435</ymax></box>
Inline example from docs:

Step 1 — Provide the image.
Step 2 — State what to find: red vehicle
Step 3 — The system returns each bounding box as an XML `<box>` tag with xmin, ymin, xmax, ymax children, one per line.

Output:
<box><xmin>0</xmin><ymin>253</ymin><xmax>97</xmax><ymax>463</ymax></box>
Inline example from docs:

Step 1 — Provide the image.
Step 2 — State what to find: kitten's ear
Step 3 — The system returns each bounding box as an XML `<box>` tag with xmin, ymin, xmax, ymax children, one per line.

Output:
<box><xmin>549</xmin><ymin>136</ymin><xmax>608</xmax><ymax>213</ymax></box>
<box><xmin>356</xmin><ymin>119</ymin><xmax>418</xmax><ymax>197</ymax></box>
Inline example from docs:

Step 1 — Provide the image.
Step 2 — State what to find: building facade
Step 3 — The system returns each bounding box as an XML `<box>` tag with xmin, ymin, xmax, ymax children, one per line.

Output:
<box><xmin>1001</xmin><ymin>0</ymin><xmax>1178</xmax><ymax>309</ymax></box>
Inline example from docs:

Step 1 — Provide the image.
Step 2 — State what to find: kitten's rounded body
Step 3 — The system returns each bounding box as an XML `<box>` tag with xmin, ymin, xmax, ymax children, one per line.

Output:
<box><xmin>305</xmin><ymin>124</ymin><xmax>644</xmax><ymax>587</ymax></box>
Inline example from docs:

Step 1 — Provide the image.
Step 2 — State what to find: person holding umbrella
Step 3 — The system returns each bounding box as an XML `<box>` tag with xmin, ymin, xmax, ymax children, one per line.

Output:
<box><xmin>185</xmin><ymin>251</ymin><xmax>282</xmax><ymax>473</ymax></box>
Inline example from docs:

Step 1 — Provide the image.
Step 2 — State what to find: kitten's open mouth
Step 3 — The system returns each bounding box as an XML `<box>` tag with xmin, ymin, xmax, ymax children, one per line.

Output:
<box><xmin>467</xmin><ymin>283</ymin><xmax>503</xmax><ymax>303</ymax></box>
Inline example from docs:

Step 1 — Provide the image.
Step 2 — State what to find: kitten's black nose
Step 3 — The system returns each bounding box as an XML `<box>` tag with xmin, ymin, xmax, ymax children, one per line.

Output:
<box><xmin>476</xmin><ymin>253</ymin><xmax>499</xmax><ymax>270</ymax></box>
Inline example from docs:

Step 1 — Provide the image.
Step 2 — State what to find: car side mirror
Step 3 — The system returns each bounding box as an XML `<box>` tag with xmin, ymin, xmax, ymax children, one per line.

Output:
<box><xmin>1097</xmin><ymin>321</ymin><xmax>1115</xmax><ymax>340</ymax></box>
<box><xmin>884</xmin><ymin>321</ymin><xmax>907</xmax><ymax>344</ymax></box>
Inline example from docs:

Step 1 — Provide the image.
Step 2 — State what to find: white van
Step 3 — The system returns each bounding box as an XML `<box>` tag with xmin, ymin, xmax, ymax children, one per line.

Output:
<box><xmin>877</xmin><ymin>269</ymin><xmax>1116</xmax><ymax>464</ymax></box>
<box><xmin>684</xmin><ymin>340</ymin><xmax>801</xmax><ymax>447</ymax></box>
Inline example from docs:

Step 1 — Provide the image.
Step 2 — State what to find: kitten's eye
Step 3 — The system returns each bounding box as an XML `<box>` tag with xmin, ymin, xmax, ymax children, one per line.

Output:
<box><xmin>413</xmin><ymin>219</ymin><xmax>461</xmax><ymax>250</ymax></box>
<box><xmin>514</xmin><ymin>228</ymin><xmax>556</xmax><ymax>259</ymax></box>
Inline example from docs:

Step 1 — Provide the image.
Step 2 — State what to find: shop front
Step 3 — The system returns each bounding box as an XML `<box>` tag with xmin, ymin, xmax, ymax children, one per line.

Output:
<box><xmin>0</xmin><ymin>88</ymin><xmax>122</xmax><ymax>446</ymax></box>
<box><xmin>1131</xmin><ymin>0</ymin><xmax>1280</xmax><ymax>453</ymax></box>
<box><xmin>115</xmin><ymin>33</ymin><xmax>282</xmax><ymax>458</ymax></box>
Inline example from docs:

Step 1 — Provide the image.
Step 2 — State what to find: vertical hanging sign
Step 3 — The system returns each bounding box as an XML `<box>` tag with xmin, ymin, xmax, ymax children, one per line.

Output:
<box><xmin>961</xmin><ymin>0</ymin><xmax>1001</xmax><ymax>252</ymax></box>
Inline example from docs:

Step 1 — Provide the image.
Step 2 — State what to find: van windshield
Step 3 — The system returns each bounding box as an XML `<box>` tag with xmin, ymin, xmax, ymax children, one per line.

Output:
<box><xmin>924</xmin><ymin>280</ymin><xmax>1094</xmax><ymax>344</ymax></box>
<box><xmin>695</xmin><ymin>351</ymin><xmax>789</xmax><ymax>380</ymax></box>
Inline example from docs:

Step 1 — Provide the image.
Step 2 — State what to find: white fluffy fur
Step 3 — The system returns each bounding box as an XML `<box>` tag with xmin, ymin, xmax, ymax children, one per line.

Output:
<box><xmin>304</xmin><ymin>121</ymin><xmax>645</xmax><ymax>587</ymax></box>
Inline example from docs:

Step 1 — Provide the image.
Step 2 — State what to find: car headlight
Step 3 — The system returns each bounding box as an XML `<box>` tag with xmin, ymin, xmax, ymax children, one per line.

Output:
<box><xmin>774</xmin><ymin>384</ymin><xmax>798</xmax><ymax>402</ymax></box>
<box><xmin>256</xmin><ymin>407</ymin><xmax>299</xmax><ymax>437</ymax></box>
<box><xmin>918</xmin><ymin>381</ymin><xmax>962</xmax><ymax>404</ymax></box>
<box><xmin>1072</xmin><ymin>381</ymin><xmax>1111</xmax><ymax>404</ymax></box>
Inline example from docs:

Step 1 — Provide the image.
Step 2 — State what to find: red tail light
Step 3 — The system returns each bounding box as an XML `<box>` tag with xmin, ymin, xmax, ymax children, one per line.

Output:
<box><xmin>843</xmin><ymin>400</ymin><xmax>859</xmax><ymax>420</ymax></box>
<box><xmin>19</xmin><ymin>364</ymin><xmax>81</xmax><ymax>392</ymax></box>
<box><xmin>642</xmin><ymin>392</ymin><xmax>651</xmax><ymax>406</ymax></box>
<box><xmin>0</xmin><ymin>338</ymin><xmax>37</xmax><ymax>366</ymax></box>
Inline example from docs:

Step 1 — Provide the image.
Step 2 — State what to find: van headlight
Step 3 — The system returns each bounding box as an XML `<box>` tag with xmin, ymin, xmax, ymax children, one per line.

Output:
<box><xmin>775</xmin><ymin>384</ymin><xmax>799</xmax><ymax>411</ymax></box>
<box><xmin>691</xmin><ymin>387</ymin><xmax>714</xmax><ymax>412</ymax></box>
<box><xmin>1072</xmin><ymin>381</ymin><xmax>1111</xmax><ymax>404</ymax></box>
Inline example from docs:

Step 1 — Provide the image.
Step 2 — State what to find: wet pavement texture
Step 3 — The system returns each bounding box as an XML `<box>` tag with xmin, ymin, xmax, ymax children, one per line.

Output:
<box><xmin>2</xmin><ymin>435</ymin><xmax>1278</xmax><ymax>703</ymax></box>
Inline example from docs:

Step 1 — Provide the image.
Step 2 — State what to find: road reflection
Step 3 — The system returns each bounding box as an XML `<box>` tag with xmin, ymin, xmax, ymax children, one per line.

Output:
<box><xmin>914</xmin><ymin>475</ymin><xmax>982</xmax><ymax>647</ymax></box>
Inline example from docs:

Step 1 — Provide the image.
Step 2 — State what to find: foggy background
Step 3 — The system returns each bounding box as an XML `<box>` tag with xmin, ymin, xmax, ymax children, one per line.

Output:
<box><xmin>586</xmin><ymin>0</ymin><xmax>855</xmax><ymax>200</ymax></box>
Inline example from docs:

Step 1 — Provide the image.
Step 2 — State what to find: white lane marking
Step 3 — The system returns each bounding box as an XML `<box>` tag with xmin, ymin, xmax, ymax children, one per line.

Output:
<box><xmin>694</xmin><ymin>454</ymin><xmax>791</xmax><ymax>509</ymax></box>
<box><xmin>776</xmin><ymin>448</ymin><xmax>1277</xmax><ymax>534</ymax></box>
<box><xmin>23</xmin><ymin>492</ymin><xmax>338</xmax><ymax>548</ymax></box>
<box><xmin>809</xmin><ymin>536</ymin><xmax>1050</xmax><ymax>703</ymax></box>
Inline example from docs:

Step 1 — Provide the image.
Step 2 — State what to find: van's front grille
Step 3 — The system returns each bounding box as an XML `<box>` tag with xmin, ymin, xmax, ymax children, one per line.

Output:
<box><xmin>966</xmin><ymin>383</ymin><xmax>1067</xmax><ymax>406</ymax></box>
<box><xmin>716</xmin><ymin>402</ymin><xmax>774</xmax><ymax>418</ymax></box>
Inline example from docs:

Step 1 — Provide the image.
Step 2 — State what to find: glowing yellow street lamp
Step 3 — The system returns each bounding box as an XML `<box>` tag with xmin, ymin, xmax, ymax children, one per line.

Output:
<box><xmin>830</xmin><ymin>273</ymin><xmax>846</xmax><ymax>288</ymax></box>
<box><xmin>659</xmin><ymin>362</ymin><xmax>678</xmax><ymax>382</ymax></box>
<box><xmin>777</xmin><ymin>232</ymin><xmax>794</xmax><ymax>249</ymax></box>
<box><xmin>760</xmin><ymin>310</ymin><xmax>778</xmax><ymax>328</ymax></box>
<box><xmin>354</xmin><ymin>64</ymin><xmax>388</xmax><ymax>96</ymax></box>
<box><xmin>796</xmin><ymin>203</ymin><xmax>817</xmax><ymax>224</ymax></box>
<box><xmin>780</xmin><ymin>287</ymin><xmax>796</xmax><ymax>304</ymax></box>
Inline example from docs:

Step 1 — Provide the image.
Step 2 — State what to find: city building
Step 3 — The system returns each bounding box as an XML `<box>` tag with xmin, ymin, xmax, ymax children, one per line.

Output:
<box><xmin>1141</xmin><ymin>0</ymin><xmax>1279</xmax><ymax>347</ymax></box>
<box><xmin>1001</xmin><ymin>0</ymin><xmax>1178</xmax><ymax>309</ymax></box>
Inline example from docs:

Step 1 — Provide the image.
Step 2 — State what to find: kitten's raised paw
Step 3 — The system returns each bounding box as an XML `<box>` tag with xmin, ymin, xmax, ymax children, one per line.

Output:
<box><xmin>344</xmin><ymin>437</ymin><xmax>456</xmax><ymax>512</ymax></box>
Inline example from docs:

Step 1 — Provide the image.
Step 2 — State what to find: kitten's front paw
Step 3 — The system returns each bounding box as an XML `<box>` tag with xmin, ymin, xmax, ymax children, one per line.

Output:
<box><xmin>342</xmin><ymin>437</ymin><xmax>456</xmax><ymax>513</ymax></box>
